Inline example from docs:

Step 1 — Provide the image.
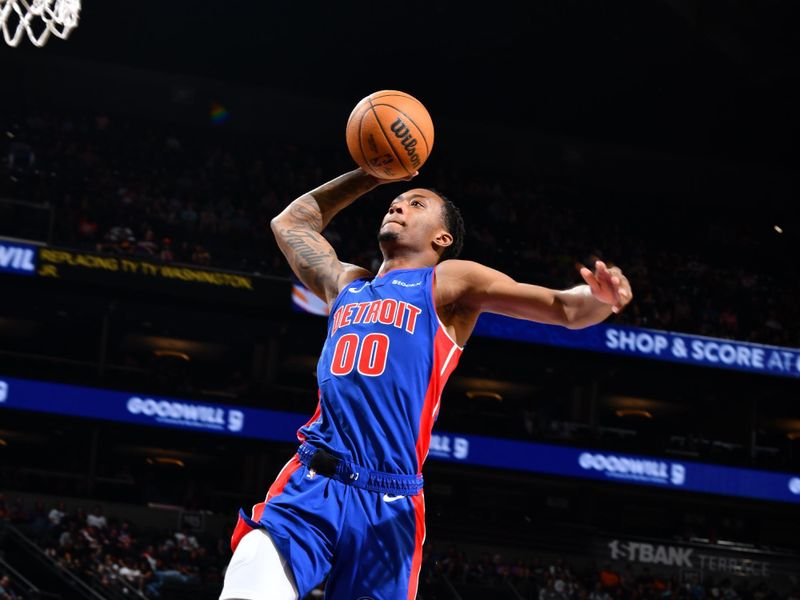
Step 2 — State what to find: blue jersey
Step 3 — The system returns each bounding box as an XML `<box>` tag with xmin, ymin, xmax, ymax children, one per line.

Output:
<box><xmin>297</xmin><ymin>266</ymin><xmax>463</xmax><ymax>476</ymax></box>
<box><xmin>228</xmin><ymin>266</ymin><xmax>462</xmax><ymax>598</ymax></box>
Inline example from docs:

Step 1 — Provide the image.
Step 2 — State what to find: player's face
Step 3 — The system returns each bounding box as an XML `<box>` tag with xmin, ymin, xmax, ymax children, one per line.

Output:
<box><xmin>378</xmin><ymin>189</ymin><xmax>449</xmax><ymax>254</ymax></box>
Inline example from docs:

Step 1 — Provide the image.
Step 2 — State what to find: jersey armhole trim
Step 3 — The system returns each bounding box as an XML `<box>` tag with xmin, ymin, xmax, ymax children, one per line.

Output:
<box><xmin>329</xmin><ymin>275</ymin><xmax>371</xmax><ymax>315</ymax></box>
<box><xmin>431</xmin><ymin>266</ymin><xmax>464</xmax><ymax>350</ymax></box>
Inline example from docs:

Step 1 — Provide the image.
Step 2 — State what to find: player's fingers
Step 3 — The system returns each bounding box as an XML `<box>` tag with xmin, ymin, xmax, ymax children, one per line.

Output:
<box><xmin>610</xmin><ymin>277</ymin><xmax>623</xmax><ymax>304</ymax></box>
<box><xmin>580</xmin><ymin>265</ymin><xmax>595</xmax><ymax>283</ymax></box>
<box><xmin>614</xmin><ymin>271</ymin><xmax>632</xmax><ymax>303</ymax></box>
<box><xmin>595</xmin><ymin>261</ymin><xmax>615</xmax><ymax>285</ymax></box>
<box><xmin>580</xmin><ymin>266</ymin><xmax>600</xmax><ymax>291</ymax></box>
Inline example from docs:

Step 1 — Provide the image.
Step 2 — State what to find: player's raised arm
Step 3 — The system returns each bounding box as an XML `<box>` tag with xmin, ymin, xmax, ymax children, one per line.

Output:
<box><xmin>437</xmin><ymin>259</ymin><xmax>633</xmax><ymax>331</ymax></box>
<box><xmin>270</xmin><ymin>168</ymin><xmax>385</xmax><ymax>306</ymax></box>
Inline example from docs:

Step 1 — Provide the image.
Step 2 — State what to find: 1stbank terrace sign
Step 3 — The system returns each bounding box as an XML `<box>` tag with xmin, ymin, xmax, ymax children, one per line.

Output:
<box><xmin>579</xmin><ymin>452</ymin><xmax>686</xmax><ymax>486</ymax></box>
<box><xmin>126</xmin><ymin>396</ymin><xmax>244</xmax><ymax>433</ymax></box>
<box><xmin>0</xmin><ymin>241</ymin><xmax>37</xmax><ymax>275</ymax></box>
<box><xmin>608</xmin><ymin>539</ymin><xmax>770</xmax><ymax>578</ymax></box>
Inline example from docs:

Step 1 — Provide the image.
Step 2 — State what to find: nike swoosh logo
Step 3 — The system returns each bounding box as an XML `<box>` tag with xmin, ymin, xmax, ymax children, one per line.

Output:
<box><xmin>382</xmin><ymin>494</ymin><xmax>406</xmax><ymax>503</ymax></box>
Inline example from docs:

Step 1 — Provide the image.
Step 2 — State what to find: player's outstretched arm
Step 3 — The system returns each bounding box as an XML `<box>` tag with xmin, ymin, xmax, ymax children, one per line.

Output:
<box><xmin>270</xmin><ymin>168</ymin><xmax>385</xmax><ymax>306</ymax></box>
<box><xmin>437</xmin><ymin>259</ymin><xmax>632</xmax><ymax>330</ymax></box>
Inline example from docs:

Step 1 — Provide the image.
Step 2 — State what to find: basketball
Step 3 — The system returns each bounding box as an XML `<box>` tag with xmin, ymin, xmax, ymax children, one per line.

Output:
<box><xmin>346</xmin><ymin>90</ymin><xmax>434</xmax><ymax>180</ymax></box>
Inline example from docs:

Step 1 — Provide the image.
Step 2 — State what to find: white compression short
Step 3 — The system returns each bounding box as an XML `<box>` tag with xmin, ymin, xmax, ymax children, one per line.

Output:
<box><xmin>219</xmin><ymin>528</ymin><xmax>299</xmax><ymax>600</ymax></box>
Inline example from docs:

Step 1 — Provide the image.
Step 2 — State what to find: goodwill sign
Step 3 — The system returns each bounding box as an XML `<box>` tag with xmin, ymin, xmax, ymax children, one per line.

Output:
<box><xmin>2</xmin><ymin>376</ymin><xmax>799</xmax><ymax>505</ymax></box>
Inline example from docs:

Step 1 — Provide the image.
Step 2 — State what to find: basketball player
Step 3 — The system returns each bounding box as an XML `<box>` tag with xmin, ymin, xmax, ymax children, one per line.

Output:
<box><xmin>220</xmin><ymin>168</ymin><xmax>632</xmax><ymax>600</ymax></box>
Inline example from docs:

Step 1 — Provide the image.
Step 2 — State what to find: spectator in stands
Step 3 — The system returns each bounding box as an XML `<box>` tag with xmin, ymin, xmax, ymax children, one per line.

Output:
<box><xmin>541</xmin><ymin>576</ymin><xmax>568</xmax><ymax>600</ymax></box>
<box><xmin>118</xmin><ymin>557</ymin><xmax>143</xmax><ymax>589</ymax></box>
<box><xmin>179</xmin><ymin>202</ymin><xmax>198</xmax><ymax>228</ymax></box>
<box><xmin>77</xmin><ymin>212</ymin><xmax>99</xmax><ymax>242</ymax></box>
<box><xmin>198</xmin><ymin>204</ymin><xmax>219</xmax><ymax>235</ymax></box>
<box><xmin>599</xmin><ymin>562</ymin><xmax>621</xmax><ymax>590</ymax></box>
<box><xmin>86</xmin><ymin>504</ymin><xmax>107</xmax><ymax>529</ymax></box>
<box><xmin>0</xmin><ymin>574</ymin><xmax>22</xmax><ymax>600</ymax></box>
<box><xmin>191</xmin><ymin>243</ymin><xmax>211</xmax><ymax>266</ymax></box>
<box><xmin>720</xmin><ymin>579</ymin><xmax>740</xmax><ymax>600</ymax></box>
<box><xmin>136</xmin><ymin>228</ymin><xmax>159</xmax><ymax>256</ymax></box>
<box><xmin>96</xmin><ymin>226</ymin><xmax>134</xmax><ymax>254</ymax></box>
<box><xmin>5</xmin><ymin>497</ymin><xmax>29</xmax><ymax>524</ymax></box>
<box><xmin>174</xmin><ymin>524</ymin><xmax>199</xmax><ymax>551</ymax></box>
<box><xmin>590</xmin><ymin>581</ymin><xmax>611</xmax><ymax>600</ymax></box>
<box><xmin>159</xmin><ymin>237</ymin><xmax>175</xmax><ymax>262</ymax></box>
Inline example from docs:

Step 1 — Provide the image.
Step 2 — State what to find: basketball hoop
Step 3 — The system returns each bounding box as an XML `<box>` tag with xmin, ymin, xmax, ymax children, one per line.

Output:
<box><xmin>0</xmin><ymin>0</ymin><xmax>80</xmax><ymax>47</ymax></box>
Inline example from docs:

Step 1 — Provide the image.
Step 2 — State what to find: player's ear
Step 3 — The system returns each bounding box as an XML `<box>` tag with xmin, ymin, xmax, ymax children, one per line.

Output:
<box><xmin>433</xmin><ymin>231</ymin><xmax>453</xmax><ymax>253</ymax></box>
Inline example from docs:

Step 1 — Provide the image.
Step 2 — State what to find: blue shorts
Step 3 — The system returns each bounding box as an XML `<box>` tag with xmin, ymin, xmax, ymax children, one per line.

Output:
<box><xmin>231</xmin><ymin>451</ymin><xmax>426</xmax><ymax>600</ymax></box>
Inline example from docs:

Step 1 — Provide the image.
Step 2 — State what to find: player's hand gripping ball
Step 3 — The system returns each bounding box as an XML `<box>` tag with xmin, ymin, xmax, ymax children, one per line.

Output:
<box><xmin>346</xmin><ymin>90</ymin><xmax>434</xmax><ymax>180</ymax></box>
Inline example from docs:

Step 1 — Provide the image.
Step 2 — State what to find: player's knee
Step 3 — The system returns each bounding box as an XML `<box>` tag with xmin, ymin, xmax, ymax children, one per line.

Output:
<box><xmin>220</xmin><ymin>529</ymin><xmax>299</xmax><ymax>600</ymax></box>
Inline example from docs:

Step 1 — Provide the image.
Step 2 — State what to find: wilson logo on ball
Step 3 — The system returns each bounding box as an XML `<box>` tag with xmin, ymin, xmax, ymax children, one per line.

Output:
<box><xmin>390</xmin><ymin>118</ymin><xmax>421</xmax><ymax>168</ymax></box>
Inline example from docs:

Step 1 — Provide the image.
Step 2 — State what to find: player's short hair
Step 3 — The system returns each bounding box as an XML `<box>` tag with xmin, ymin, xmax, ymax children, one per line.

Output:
<box><xmin>430</xmin><ymin>189</ymin><xmax>465</xmax><ymax>262</ymax></box>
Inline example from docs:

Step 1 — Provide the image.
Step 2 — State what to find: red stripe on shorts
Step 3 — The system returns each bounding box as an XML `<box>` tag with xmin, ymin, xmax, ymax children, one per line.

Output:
<box><xmin>406</xmin><ymin>492</ymin><xmax>426</xmax><ymax>600</ymax></box>
<box><xmin>230</xmin><ymin>455</ymin><xmax>303</xmax><ymax>552</ymax></box>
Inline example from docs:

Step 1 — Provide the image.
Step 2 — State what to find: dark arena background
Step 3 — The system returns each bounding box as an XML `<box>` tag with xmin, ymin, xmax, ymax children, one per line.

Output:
<box><xmin>1</xmin><ymin>1</ymin><xmax>800</xmax><ymax>599</ymax></box>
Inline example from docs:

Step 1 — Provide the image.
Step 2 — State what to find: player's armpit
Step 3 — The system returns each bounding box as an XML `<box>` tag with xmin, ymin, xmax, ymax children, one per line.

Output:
<box><xmin>435</xmin><ymin>260</ymin><xmax>569</xmax><ymax>326</ymax></box>
<box><xmin>337</xmin><ymin>263</ymin><xmax>374</xmax><ymax>286</ymax></box>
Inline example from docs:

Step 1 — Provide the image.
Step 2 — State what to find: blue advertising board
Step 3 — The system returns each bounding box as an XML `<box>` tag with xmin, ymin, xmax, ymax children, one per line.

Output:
<box><xmin>474</xmin><ymin>316</ymin><xmax>800</xmax><ymax>379</ymax></box>
<box><xmin>0</xmin><ymin>240</ymin><xmax>38</xmax><ymax>276</ymax></box>
<box><xmin>2</xmin><ymin>376</ymin><xmax>798</xmax><ymax>505</ymax></box>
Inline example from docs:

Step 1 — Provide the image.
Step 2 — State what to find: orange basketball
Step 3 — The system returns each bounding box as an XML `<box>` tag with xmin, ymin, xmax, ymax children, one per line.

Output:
<box><xmin>346</xmin><ymin>90</ymin><xmax>434</xmax><ymax>180</ymax></box>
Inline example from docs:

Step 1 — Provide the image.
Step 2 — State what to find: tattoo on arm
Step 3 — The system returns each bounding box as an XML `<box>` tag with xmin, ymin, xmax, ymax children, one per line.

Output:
<box><xmin>278</xmin><ymin>226</ymin><xmax>341</xmax><ymax>301</ymax></box>
<box><xmin>272</xmin><ymin>169</ymin><xmax>380</xmax><ymax>301</ymax></box>
<box><xmin>286</xmin><ymin>196</ymin><xmax>324</xmax><ymax>231</ymax></box>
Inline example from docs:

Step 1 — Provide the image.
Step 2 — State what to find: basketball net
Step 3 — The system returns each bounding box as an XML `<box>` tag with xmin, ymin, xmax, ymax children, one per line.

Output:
<box><xmin>0</xmin><ymin>0</ymin><xmax>80</xmax><ymax>47</ymax></box>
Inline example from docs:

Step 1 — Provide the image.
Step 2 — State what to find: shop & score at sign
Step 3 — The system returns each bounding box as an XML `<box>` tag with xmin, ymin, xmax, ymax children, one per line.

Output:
<box><xmin>472</xmin><ymin>317</ymin><xmax>800</xmax><ymax>379</ymax></box>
